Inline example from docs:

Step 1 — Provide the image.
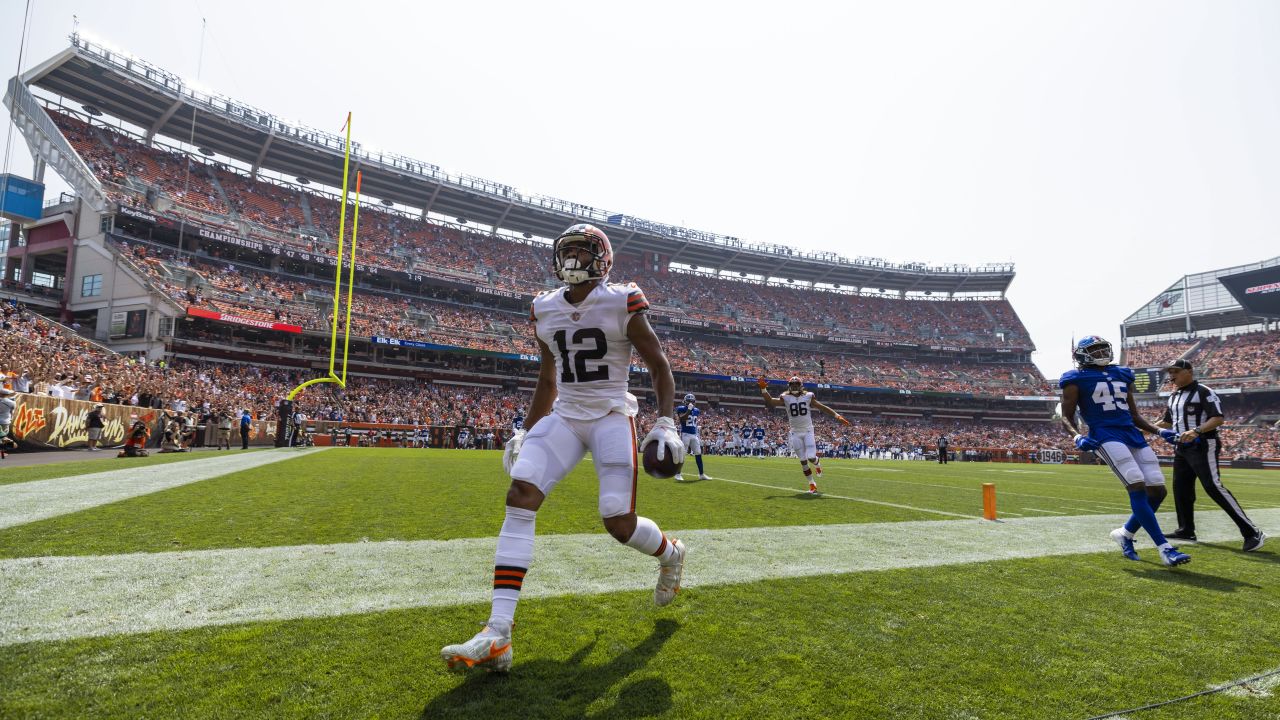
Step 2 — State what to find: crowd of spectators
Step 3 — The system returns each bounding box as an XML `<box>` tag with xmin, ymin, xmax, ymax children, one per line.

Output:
<box><xmin>6</xmin><ymin>300</ymin><xmax>1278</xmax><ymax>456</ymax></box>
<box><xmin>34</xmin><ymin>106</ymin><xmax>1280</xmax><ymax>456</ymax></box>
<box><xmin>49</xmin><ymin>106</ymin><xmax>1036</xmax><ymax>350</ymax></box>
<box><xmin>631</xmin><ymin>403</ymin><xmax>1073</xmax><ymax>454</ymax></box>
<box><xmin>1200</xmin><ymin>332</ymin><xmax>1280</xmax><ymax>379</ymax></box>
<box><xmin>1122</xmin><ymin>338</ymin><xmax>1199</xmax><ymax>369</ymax></box>
<box><xmin>109</xmin><ymin>236</ymin><xmax>1051</xmax><ymax>394</ymax></box>
<box><xmin>1</xmin><ymin>301</ymin><xmax>529</xmax><ymax>428</ymax></box>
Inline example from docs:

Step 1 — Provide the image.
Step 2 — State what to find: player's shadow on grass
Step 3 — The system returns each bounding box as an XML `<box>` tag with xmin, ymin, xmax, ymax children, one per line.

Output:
<box><xmin>762</xmin><ymin>493</ymin><xmax>826</xmax><ymax>501</ymax></box>
<box><xmin>421</xmin><ymin>619</ymin><xmax>678</xmax><ymax>720</ymax></box>
<box><xmin>1123</xmin><ymin>567</ymin><xmax>1262</xmax><ymax>592</ymax></box>
<box><xmin>1194</xmin><ymin>542</ymin><xmax>1280</xmax><ymax>565</ymax></box>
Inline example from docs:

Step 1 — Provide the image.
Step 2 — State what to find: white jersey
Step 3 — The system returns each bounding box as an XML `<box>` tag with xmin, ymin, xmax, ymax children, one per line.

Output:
<box><xmin>782</xmin><ymin>391</ymin><xmax>816</xmax><ymax>433</ymax></box>
<box><xmin>531</xmin><ymin>282</ymin><xmax>648</xmax><ymax>421</ymax></box>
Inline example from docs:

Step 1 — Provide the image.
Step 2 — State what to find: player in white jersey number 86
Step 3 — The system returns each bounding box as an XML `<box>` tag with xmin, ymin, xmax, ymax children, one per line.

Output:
<box><xmin>759</xmin><ymin>375</ymin><xmax>849</xmax><ymax>495</ymax></box>
<box><xmin>443</xmin><ymin>223</ymin><xmax>686</xmax><ymax>673</ymax></box>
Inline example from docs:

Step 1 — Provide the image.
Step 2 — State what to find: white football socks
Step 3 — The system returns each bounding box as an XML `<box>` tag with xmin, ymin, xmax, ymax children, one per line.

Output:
<box><xmin>490</xmin><ymin>506</ymin><xmax>536</xmax><ymax>626</ymax></box>
<box><xmin>626</xmin><ymin>516</ymin><xmax>678</xmax><ymax>563</ymax></box>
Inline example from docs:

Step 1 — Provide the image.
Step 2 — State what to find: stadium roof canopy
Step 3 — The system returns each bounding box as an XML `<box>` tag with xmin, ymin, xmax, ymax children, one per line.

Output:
<box><xmin>1122</xmin><ymin>255</ymin><xmax>1280</xmax><ymax>338</ymax></box>
<box><xmin>16</xmin><ymin>35</ymin><xmax>1016</xmax><ymax>295</ymax></box>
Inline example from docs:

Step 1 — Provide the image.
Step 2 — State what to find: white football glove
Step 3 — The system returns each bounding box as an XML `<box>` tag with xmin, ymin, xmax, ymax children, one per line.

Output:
<box><xmin>503</xmin><ymin>430</ymin><xmax>526</xmax><ymax>475</ymax></box>
<box><xmin>640</xmin><ymin>416</ymin><xmax>685</xmax><ymax>465</ymax></box>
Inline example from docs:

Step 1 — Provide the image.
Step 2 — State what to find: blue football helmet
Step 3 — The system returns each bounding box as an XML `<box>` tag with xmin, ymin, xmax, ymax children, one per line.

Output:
<box><xmin>1073</xmin><ymin>336</ymin><xmax>1114</xmax><ymax>368</ymax></box>
<box><xmin>683</xmin><ymin>393</ymin><xmax>696</xmax><ymax>405</ymax></box>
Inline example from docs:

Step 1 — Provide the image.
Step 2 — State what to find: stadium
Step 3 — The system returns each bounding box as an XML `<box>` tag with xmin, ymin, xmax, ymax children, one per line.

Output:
<box><xmin>2</xmin><ymin>26</ymin><xmax>1279</xmax><ymax>720</ymax></box>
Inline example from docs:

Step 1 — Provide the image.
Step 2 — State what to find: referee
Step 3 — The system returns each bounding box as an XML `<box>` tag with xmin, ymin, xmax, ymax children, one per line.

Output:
<box><xmin>1157</xmin><ymin>360</ymin><xmax>1265</xmax><ymax>552</ymax></box>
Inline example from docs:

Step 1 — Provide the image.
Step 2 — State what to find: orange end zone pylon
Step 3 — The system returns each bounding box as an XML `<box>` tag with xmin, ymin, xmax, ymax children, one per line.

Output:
<box><xmin>982</xmin><ymin>482</ymin><xmax>997</xmax><ymax>521</ymax></box>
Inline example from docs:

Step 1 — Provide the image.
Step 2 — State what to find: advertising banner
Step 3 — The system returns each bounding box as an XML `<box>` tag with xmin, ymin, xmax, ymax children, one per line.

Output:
<box><xmin>187</xmin><ymin>307</ymin><xmax>302</xmax><ymax>333</ymax></box>
<box><xmin>1219</xmin><ymin>265</ymin><xmax>1280</xmax><ymax>318</ymax></box>
<box><xmin>6</xmin><ymin>394</ymin><xmax>276</xmax><ymax>449</ymax></box>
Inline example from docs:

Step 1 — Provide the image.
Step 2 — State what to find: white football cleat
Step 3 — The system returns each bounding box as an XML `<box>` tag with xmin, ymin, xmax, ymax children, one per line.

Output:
<box><xmin>698</xmin><ymin>473</ymin><xmax>711</xmax><ymax>481</ymax></box>
<box><xmin>441</xmin><ymin>620</ymin><xmax>513</xmax><ymax>672</ymax></box>
<box><xmin>654</xmin><ymin>539</ymin><xmax>686</xmax><ymax>606</ymax></box>
<box><xmin>673</xmin><ymin>473</ymin><xmax>685</xmax><ymax>482</ymax></box>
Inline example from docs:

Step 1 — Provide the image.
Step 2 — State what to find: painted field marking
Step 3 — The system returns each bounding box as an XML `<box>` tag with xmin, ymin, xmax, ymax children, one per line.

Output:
<box><xmin>3</xmin><ymin>507</ymin><xmax>1276</xmax><ymax>646</ymax></box>
<box><xmin>0</xmin><ymin>448</ymin><xmax>329</xmax><ymax>530</ymax></box>
<box><xmin>712</xmin><ymin>477</ymin><xmax>979</xmax><ymax>519</ymax></box>
<box><xmin>821</xmin><ymin>469</ymin><xmax>1130</xmax><ymax>510</ymax></box>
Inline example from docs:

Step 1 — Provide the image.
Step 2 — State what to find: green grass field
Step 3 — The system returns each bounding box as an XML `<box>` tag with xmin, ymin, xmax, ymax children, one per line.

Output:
<box><xmin>1</xmin><ymin>448</ymin><xmax>1278</xmax><ymax>719</ymax></box>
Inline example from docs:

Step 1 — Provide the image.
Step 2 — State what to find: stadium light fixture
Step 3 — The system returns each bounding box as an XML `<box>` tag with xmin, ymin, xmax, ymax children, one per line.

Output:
<box><xmin>198</xmin><ymin>147</ymin><xmax>214</xmax><ymax>156</ymax></box>
<box><xmin>296</xmin><ymin>176</ymin><xmax>310</xmax><ymax>185</ymax></box>
<box><xmin>82</xmin><ymin>104</ymin><xmax>102</xmax><ymax>116</ymax></box>
<box><xmin>522</xmin><ymin>232</ymin><xmax>532</xmax><ymax>239</ymax></box>
<box><xmin>380</xmin><ymin>199</ymin><xmax>394</xmax><ymax>207</ymax></box>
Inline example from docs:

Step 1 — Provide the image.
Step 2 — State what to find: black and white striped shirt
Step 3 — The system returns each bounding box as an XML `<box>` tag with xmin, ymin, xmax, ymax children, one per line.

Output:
<box><xmin>1161</xmin><ymin>381</ymin><xmax>1223</xmax><ymax>439</ymax></box>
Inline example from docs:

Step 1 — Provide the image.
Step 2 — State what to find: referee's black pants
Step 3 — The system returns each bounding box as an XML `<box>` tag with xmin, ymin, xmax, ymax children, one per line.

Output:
<box><xmin>938</xmin><ymin>448</ymin><xmax>947</xmax><ymax>464</ymax></box>
<box><xmin>1171</xmin><ymin>438</ymin><xmax>1259</xmax><ymax>538</ymax></box>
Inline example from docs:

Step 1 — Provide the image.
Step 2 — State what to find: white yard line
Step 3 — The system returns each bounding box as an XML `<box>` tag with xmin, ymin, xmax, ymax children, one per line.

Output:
<box><xmin>0</xmin><ymin>448</ymin><xmax>328</xmax><ymax>530</ymax></box>
<box><xmin>3</xmin><ymin>508</ymin><xmax>1275</xmax><ymax>647</ymax></box>
<box><xmin>1020</xmin><ymin>508</ymin><xmax>1068</xmax><ymax>515</ymax></box>
<box><xmin>821</xmin><ymin>469</ymin><xmax>1131</xmax><ymax>510</ymax></box>
<box><xmin>712</xmin><ymin>477</ymin><xmax>980</xmax><ymax>518</ymax></box>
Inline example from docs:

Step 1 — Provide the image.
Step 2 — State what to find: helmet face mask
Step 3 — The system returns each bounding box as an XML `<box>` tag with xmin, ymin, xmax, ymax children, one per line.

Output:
<box><xmin>1073</xmin><ymin>336</ymin><xmax>1114</xmax><ymax>368</ymax></box>
<box><xmin>553</xmin><ymin>224</ymin><xmax>613</xmax><ymax>285</ymax></box>
<box><xmin>683</xmin><ymin>393</ymin><xmax>696</xmax><ymax>405</ymax></box>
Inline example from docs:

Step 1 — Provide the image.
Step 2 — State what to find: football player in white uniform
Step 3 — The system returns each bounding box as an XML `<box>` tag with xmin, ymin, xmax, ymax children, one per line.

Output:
<box><xmin>442</xmin><ymin>223</ymin><xmax>687</xmax><ymax>673</ymax></box>
<box><xmin>758</xmin><ymin>375</ymin><xmax>849</xmax><ymax>494</ymax></box>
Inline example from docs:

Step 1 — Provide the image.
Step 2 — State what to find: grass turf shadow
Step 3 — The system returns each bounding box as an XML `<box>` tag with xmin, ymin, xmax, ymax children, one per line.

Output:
<box><xmin>1122</xmin><ymin>566</ymin><xmax>1263</xmax><ymax>593</ymax></box>
<box><xmin>421</xmin><ymin>619</ymin><xmax>679</xmax><ymax>719</ymax></box>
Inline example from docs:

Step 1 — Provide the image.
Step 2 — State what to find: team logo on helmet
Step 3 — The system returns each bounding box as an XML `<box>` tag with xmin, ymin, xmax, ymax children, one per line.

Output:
<box><xmin>683</xmin><ymin>393</ymin><xmax>696</xmax><ymax>404</ymax></box>
<box><xmin>788</xmin><ymin>376</ymin><xmax>804</xmax><ymax>393</ymax></box>
<box><xmin>553</xmin><ymin>223</ymin><xmax>613</xmax><ymax>285</ymax></box>
<box><xmin>1072</xmin><ymin>336</ymin><xmax>1114</xmax><ymax>368</ymax></box>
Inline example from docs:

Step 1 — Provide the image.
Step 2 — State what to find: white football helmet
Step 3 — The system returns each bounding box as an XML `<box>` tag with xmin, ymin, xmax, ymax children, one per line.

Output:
<box><xmin>683</xmin><ymin>393</ymin><xmax>696</xmax><ymax>405</ymax></box>
<box><xmin>553</xmin><ymin>224</ymin><xmax>613</xmax><ymax>285</ymax></box>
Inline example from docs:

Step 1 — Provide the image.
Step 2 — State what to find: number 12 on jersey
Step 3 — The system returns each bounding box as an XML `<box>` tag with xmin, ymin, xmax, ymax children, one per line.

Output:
<box><xmin>553</xmin><ymin>328</ymin><xmax>609</xmax><ymax>383</ymax></box>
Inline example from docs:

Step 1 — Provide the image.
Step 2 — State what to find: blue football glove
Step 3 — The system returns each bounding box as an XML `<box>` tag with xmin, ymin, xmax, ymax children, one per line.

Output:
<box><xmin>1158</xmin><ymin>429</ymin><xmax>1179</xmax><ymax>446</ymax></box>
<box><xmin>1073</xmin><ymin>434</ymin><xmax>1100</xmax><ymax>452</ymax></box>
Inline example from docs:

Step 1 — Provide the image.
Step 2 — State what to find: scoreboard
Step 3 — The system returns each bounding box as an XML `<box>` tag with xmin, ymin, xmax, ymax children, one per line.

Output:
<box><xmin>1132</xmin><ymin>368</ymin><xmax>1164</xmax><ymax>395</ymax></box>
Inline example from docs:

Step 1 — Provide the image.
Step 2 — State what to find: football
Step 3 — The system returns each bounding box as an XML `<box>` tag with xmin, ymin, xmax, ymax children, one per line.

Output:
<box><xmin>643</xmin><ymin>442</ymin><xmax>683</xmax><ymax>479</ymax></box>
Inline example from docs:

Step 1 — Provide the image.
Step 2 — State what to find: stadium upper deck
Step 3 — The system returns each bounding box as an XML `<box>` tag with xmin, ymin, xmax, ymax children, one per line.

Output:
<box><xmin>1123</xmin><ymin>256</ymin><xmax>1280</xmax><ymax>341</ymax></box>
<box><xmin>10</xmin><ymin>34</ymin><xmax>1016</xmax><ymax>296</ymax></box>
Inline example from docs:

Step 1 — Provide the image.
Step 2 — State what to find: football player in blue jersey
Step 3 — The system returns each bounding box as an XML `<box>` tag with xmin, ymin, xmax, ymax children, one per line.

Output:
<box><xmin>752</xmin><ymin>425</ymin><xmax>767</xmax><ymax>457</ymax></box>
<box><xmin>674</xmin><ymin>393</ymin><xmax>712</xmax><ymax>481</ymax></box>
<box><xmin>1059</xmin><ymin>336</ymin><xmax>1190</xmax><ymax>566</ymax></box>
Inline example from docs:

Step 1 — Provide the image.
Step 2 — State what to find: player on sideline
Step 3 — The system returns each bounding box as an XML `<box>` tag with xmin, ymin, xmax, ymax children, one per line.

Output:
<box><xmin>758</xmin><ymin>376</ymin><xmax>849</xmax><ymax>494</ymax></box>
<box><xmin>441</xmin><ymin>223</ymin><xmax>687</xmax><ymax>673</ymax></box>
<box><xmin>674</xmin><ymin>393</ymin><xmax>711</xmax><ymax>481</ymax></box>
<box><xmin>1058</xmin><ymin>336</ymin><xmax>1190</xmax><ymax>566</ymax></box>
